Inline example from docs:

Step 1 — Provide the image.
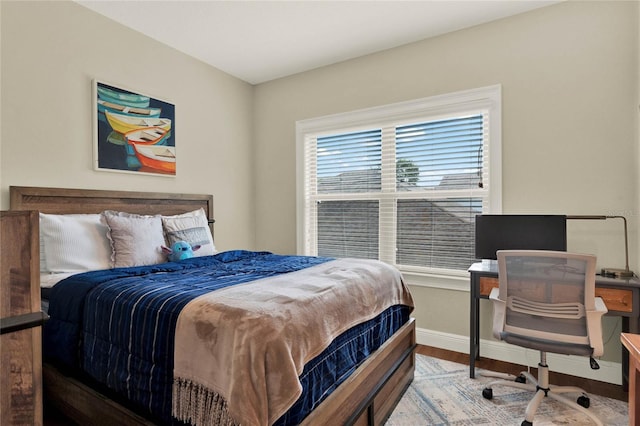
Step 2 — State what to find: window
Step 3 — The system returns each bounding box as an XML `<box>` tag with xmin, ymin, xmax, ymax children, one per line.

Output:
<box><xmin>296</xmin><ymin>86</ymin><xmax>501</xmax><ymax>277</ymax></box>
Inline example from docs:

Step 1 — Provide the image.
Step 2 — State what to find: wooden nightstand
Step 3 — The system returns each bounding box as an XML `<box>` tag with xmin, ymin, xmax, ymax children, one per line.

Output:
<box><xmin>621</xmin><ymin>333</ymin><xmax>640</xmax><ymax>424</ymax></box>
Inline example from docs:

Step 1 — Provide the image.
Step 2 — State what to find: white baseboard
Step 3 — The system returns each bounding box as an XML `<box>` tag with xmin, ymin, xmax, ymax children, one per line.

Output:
<box><xmin>416</xmin><ymin>326</ymin><xmax>622</xmax><ymax>385</ymax></box>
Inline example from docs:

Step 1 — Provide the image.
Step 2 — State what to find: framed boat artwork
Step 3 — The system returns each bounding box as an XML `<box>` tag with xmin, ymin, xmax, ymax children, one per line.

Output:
<box><xmin>93</xmin><ymin>79</ymin><xmax>176</xmax><ymax>176</ymax></box>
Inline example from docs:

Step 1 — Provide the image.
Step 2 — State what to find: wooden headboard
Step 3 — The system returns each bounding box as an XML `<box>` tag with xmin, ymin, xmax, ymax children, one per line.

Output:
<box><xmin>9</xmin><ymin>186</ymin><xmax>214</xmax><ymax>234</ymax></box>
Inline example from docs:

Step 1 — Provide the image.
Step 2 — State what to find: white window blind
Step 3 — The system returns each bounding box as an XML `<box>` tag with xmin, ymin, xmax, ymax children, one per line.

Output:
<box><xmin>297</xmin><ymin>86</ymin><xmax>501</xmax><ymax>275</ymax></box>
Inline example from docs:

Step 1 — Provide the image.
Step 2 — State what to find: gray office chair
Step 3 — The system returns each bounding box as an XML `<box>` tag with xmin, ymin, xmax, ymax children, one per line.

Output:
<box><xmin>482</xmin><ymin>250</ymin><xmax>607</xmax><ymax>426</ymax></box>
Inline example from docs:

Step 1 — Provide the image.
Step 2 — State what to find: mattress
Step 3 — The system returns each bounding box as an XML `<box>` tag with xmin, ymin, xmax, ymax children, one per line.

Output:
<box><xmin>42</xmin><ymin>250</ymin><xmax>411</xmax><ymax>425</ymax></box>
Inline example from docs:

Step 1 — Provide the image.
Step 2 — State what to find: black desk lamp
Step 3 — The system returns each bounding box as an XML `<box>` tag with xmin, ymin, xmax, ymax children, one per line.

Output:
<box><xmin>567</xmin><ymin>215</ymin><xmax>634</xmax><ymax>278</ymax></box>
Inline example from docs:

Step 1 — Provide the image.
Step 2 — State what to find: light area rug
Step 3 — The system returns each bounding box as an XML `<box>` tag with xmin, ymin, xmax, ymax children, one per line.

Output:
<box><xmin>386</xmin><ymin>355</ymin><xmax>628</xmax><ymax>425</ymax></box>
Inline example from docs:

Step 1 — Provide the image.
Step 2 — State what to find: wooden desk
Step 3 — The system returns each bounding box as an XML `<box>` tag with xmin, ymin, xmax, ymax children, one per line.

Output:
<box><xmin>469</xmin><ymin>261</ymin><xmax>640</xmax><ymax>387</ymax></box>
<box><xmin>621</xmin><ymin>333</ymin><xmax>640</xmax><ymax>423</ymax></box>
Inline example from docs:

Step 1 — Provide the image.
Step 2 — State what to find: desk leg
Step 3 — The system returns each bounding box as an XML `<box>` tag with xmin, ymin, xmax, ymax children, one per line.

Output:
<box><xmin>630</xmin><ymin>314</ymin><xmax>639</xmax><ymax>334</ymax></box>
<box><xmin>469</xmin><ymin>276</ymin><xmax>480</xmax><ymax>379</ymax></box>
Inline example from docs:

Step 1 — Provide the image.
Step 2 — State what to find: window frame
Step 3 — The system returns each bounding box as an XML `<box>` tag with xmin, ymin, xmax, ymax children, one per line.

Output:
<box><xmin>296</xmin><ymin>85</ymin><xmax>502</xmax><ymax>283</ymax></box>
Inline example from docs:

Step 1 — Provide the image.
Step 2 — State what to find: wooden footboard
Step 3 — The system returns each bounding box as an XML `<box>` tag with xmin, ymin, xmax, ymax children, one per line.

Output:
<box><xmin>301</xmin><ymin>317</ymin><xmax>416</xmax><ymax>426</ymax></box>
<box><xmin>44</xmin><ymin>318</ymin><xmax>415</xmax><ymax>426</ymax></box>
<box><xmin>43</xmin><ymin>365</ymin><xmax>155</xmax><ymax>426</ymax></box>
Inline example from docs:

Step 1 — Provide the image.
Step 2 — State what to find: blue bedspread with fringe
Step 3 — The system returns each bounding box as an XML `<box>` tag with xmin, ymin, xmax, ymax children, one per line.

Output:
<box><xmin>43</xmin><ymin>250</ymin><xmax>410</xmax><ymax>425</ymax></box>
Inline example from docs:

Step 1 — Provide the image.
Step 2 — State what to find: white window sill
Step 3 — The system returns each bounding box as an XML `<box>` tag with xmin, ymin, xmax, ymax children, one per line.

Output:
<box><xmin>400</xmin><ymin>268</ymin><xmax>470</xmax><ymax>292</ymax></box>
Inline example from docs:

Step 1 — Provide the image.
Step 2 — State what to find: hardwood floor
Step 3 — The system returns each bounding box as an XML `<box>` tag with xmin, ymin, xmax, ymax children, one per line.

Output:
<box><xmin>44</xmin><ymin>344</ymin><xmax>628</xmax><ymax>425</ymax></box>
<box><xmin>417</xmin><ymin>345</ymin><xmax>628</xmax><ymax>402</ymax></box>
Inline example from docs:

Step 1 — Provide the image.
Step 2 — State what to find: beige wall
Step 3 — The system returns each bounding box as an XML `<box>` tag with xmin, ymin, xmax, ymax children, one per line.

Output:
<box><xmin>1</xmin><ymin>0</ymin><xmax>638</xmax><ymax>369</ymax></box>
<box><xmin>0</xmin><ymin>1</ymin><xmax>256</xmax><ymax>251</ymax></box>
<box><xmin>253</xmin><ymin>1</ymin><xmax>639</xmax><ymax>364</ymax></box>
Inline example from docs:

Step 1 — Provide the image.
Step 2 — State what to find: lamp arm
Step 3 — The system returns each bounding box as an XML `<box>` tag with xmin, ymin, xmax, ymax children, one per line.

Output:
<box><xmin>567</xmin><ymin>214</ymin><xmax>632</xmax><ymax>276</ymax></box>
<box><xmin>607</xmin><ymin>216</ymin><xmax>630</xmax><ymax>272</ymax></box>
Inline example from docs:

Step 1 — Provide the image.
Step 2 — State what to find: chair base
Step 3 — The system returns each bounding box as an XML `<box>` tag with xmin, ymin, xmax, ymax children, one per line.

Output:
<box><xmin>481</xmin><ymin>359</ymin><xmax>603</xmax><ymax>426</ymax></box>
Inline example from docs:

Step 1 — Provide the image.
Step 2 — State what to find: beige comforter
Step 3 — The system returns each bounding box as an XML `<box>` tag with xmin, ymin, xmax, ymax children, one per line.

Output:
<box><xmin>172</xmin><ymin>258</ymin><xmax>413</xmax><ymax>426</ymax></box>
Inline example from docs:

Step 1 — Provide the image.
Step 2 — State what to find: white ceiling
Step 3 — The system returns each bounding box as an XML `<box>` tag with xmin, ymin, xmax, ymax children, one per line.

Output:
<box><xmin>77</xmin><ymin>0</ymin><xmax>560</xmax><ymax>84</ymax></box>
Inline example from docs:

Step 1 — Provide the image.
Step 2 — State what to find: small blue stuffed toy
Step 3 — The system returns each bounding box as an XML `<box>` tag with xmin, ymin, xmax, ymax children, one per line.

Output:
<box><xmin>162</xmin><ymin>240</ymin><xmax>201</xmax><ymax>262</ymax></box>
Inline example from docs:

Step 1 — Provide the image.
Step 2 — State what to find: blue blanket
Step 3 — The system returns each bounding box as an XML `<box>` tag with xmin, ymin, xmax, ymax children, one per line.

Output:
<box><xmin>43</xmin><ymin>250</ymin><xmax>410</xmax><ymax>424</ymax></box>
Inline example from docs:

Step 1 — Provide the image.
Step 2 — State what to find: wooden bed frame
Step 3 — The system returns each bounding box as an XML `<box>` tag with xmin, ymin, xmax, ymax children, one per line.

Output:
<box><xmin>10</xmin><ymin>185</ymin><xmax>416</xmax><ymax>426</ymax></box>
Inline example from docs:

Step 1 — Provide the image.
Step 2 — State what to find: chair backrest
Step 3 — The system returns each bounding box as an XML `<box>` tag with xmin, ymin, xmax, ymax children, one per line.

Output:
<box><xmin>496</xmin><ymin>250</ymin><xmax>597</xmax><ymax>347</ymax></box>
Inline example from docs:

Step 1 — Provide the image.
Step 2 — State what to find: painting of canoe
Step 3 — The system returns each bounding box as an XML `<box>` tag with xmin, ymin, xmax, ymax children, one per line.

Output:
<box><xmin>97</xmin><ymin>85</ymin><xmax>150</xmax><ymax>108</ymax></box>
<box><xmin>131</xmin><ymin>143</ymin><xmax>176</xmax><ymax>174</ymax></box>
<box><xmin>124</xmin><ymin>127</ymin><xmax>168</xmax><ymax>146</ymax></box>
<box><xmin>105</xmin><ymin>110</ymin><xmax>172</xmax><ymax>134</ymax></box>
<box><xmin>98</xmin><ymin>99</ymin><xmax>161</xmax><ymax>118</ymax></box>
<box><xmin>94</xmin><ymin>80</ymin><xmax>175</xmax><ymax>176</ymax></box>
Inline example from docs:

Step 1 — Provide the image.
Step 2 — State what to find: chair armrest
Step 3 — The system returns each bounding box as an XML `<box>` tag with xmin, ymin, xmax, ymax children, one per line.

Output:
<box><xmin>489</xmin><ymin>287</ymin><xmax>506</xmax><ymax>340</ymax></box>
<box><xmin>594</xmin><ymin>297</ymin><xmax>608</xmax><ymax>314</ymax></box>
<box><xmin>489</xmin><ymin>287</ymin><xmax>500</xmax><ymax>301</ymax></box>
<box><xmin>587</xmin><ymin>297</ymin><xmax>608</xmax><ymax>357</ymax></box>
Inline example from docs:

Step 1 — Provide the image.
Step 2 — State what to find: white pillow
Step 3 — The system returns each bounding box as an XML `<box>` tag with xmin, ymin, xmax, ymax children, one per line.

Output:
<box><xmin>39</xmin><ymin>213</ymin><xmax>113</xmax><ymax>273</ymax></box>
<box><xmin>103</xmin><ymin>211</ymin><xmax>167</xmax><ymax>267</ymax></box>
<box><xmin>39</xmin><ymin>233</ymin><xmax>48</xmax><ymax>273</ymax></box>
<box><xmin>162</xmin><ymin>208</ymin><xmax>216</xmax><ymax>256</ymax></box>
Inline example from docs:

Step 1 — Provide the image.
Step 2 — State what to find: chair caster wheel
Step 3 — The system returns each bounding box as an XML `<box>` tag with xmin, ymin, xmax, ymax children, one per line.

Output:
<box><xmin>482</xmin><ymin>388</ymin><xmax>493</xmax><ymax>400</ymax></box>
<box><xmin>521</xmin><ymin>421</ymin><xmax>533</xmax><ymax>426</ymax></box>
<box><xmin>515</xmin><ymin>374</ymin><xmax>526</xmax><ymax>383</ymax></box>
<box><xmin>577</xmin><ymin>395</ymin><xmax>590</xmax><ymax>408</ymax></box>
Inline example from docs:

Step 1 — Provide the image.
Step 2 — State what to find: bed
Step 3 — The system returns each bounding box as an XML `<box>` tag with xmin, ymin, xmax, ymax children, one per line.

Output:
<box><xmin>10</xmin><ymin>185</ymin><xmax>416</xmax><ymax>426</ymax></box>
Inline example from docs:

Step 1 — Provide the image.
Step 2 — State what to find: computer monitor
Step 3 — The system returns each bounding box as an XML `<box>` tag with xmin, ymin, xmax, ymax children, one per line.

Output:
<box><xmin>474</xmin><ymin>215</ymin><xmax>567</xmax><ymax>260</ymax></box>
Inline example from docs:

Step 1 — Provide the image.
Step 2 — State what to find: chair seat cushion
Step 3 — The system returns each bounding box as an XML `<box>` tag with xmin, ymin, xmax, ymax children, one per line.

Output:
<box><xmin>500</xmin><ymin>332</ymin><xmax>594</xmax><ymax>356</ymax></box>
